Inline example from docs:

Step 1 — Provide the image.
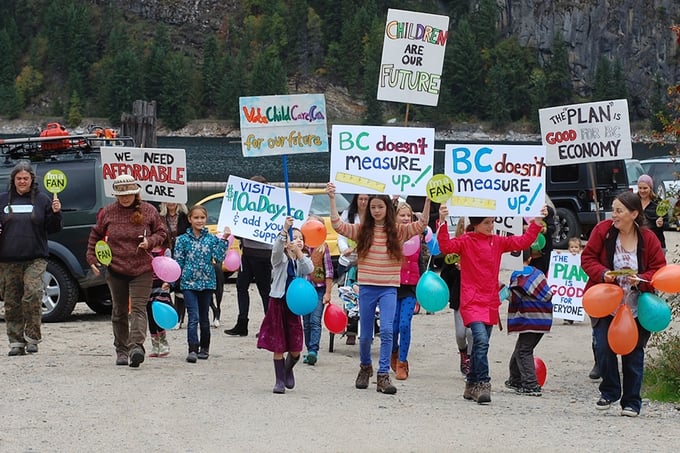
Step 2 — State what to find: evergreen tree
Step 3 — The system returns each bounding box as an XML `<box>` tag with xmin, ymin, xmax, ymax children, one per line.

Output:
<box><xmin>200</xmin><ymin>35</ymin><xmax>221</xmax><ymax>116</ymax></box>
<box><xmin>545</xmin><ymin>33</ymin><xmax>573</xmax><ymax>106</ymax></box>
<box><xmin>144</xmin><ymin>27</ymin><xmax>171</xmax><ymax>107</ymax></box>
<box><xmin>362</xmin><ymin>18</ymin><xmax>384</xmax><ymax>125</ymax></box>
<box><xmin>67</xmin><ymin>91</ymin><xmax>83</xmax><ymax>127</ymax></box>
<box><xmin>441</xmin><ymin>18</ymin><xmax>484</xmax><ymax>117</ymax></box>
<box><xmin>470</xmin><ymin>0</ymin><xmax>499</xmax><ymax>50</ymax></box>
<box><xmin>248</xmin><ymin>46</ymin><xmax>288</xmax><ymax>96</ymax></box>
<box><xmin>592</xmin><ymin>57</ymin><xmax>612</xmax><ymax>101</ymax></box>
<box><xmin>160</xmin><ymin>53</ymin><xmax>192</xmax><ymax>131</ymax></box>
<box><xmin>528</xmin><ymin>68</ymin><xmax>548</xmax><ymax>128</ymax></box>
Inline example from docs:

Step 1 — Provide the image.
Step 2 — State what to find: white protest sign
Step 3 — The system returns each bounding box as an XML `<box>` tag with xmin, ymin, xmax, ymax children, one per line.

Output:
<box><xmin>443</xmin><ymin>144</ymin><xmax>546</xmax><ymax>217</ymax></box>
<box><xmin>539</xmin><ymin>99</ymin><xmax>632</xmax><ymax>166</ymax></box>
<box><xmin>101</xmin><ymin>146</ymin><xmax>187</xmax><ymax>203</ymax></box>
<box><xmin>547</xmin><ymin>251</ymin><xmax>587</xmax><ymax>321</ymax></box>
<box><xmin>496</xmin><ymin>216</ymin><xmax>524</xmax><ymax>271</ymax></box>
<box><xmin>377</xmin><ymin>9</ymin><xmax>449</xmax><ymax>106</ymax></box>
<box><xmin>330</xmin><ymin>125</ymin><xmax>435</xmax><ymax>195</ymax></box>
<box><xmin>239</xmin><ymin>93</ymin><xmax>328</xmax><ymax>157</ymax></box>
<box><xmin>216</xmin><ymin>175</ymin><xmax>312</xmax><ymax>245</ymax></box>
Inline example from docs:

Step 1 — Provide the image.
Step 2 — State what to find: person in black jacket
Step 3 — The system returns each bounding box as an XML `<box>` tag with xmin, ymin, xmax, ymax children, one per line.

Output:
<box><xmin>0</xmin><ymin>160</ymin><xmax>62</xmax><ymax>356</ymax></box>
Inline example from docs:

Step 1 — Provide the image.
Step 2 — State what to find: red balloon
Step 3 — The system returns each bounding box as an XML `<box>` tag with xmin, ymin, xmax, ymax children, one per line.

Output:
<box><xmin>608</xmin><ymin>304</ymin><xmax>639</xmax><ymax>355</ymax></box>
<box><xmin>534</xmin><ymin>357</ymin><xmax>547</xmax><ymax>386</ymax></box>
<box><xmin>301</xmin><ymin>219</ymin><xmax>327</xmax><ymax>248</ymax></box>
<box><xmin>582</xmin><ymin>284</ymin><xmax>623</xmax><ymax>318</ymax></box>
<box><xmin>651</xmin><ymin>264</ymin><xmax>680</xmax><ymax>293</ymax></box>
<box><xmin>323</xmin><ymin>304</ymin><xmax>347</xmax><ymax>334</ymax></box>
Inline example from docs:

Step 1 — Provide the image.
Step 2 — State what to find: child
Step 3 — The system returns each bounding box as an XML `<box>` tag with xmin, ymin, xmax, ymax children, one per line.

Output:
<box><xmin>173</xmin><ymin>205</ymin><xmax>229</xmax><ymax>363</ymax></box>
<box><xmin>303</xmin><ymin>215</ymin><xmax>334</xmax><ymax>366</ymax></box>
<box><xmin>391</xmin><ymin>202</ymin><xmax>427</xmax><ymax>380</ymax></box>
<box><xmin>257</xmin><ymin>217</ymin><xmax>314</xmax><ymax>393</ymax></box>
<box><xmin>505</xmin><ymin>248</ymin><xmax>553</xmax><ymax>396</ymax></box>
<box><xmin>327</xmin><ymin>183</ymin><xmax>430</xmax><ymax>395</ymax></box>
<box><xmin>146</xmin><ymin>248</ymin><xmax>173</xmax><ymax>357</ymax></box>
<box><xmin>437</xmin><ymin>206</ymin><xmax>547</xmax><ymax>404</ymax></box>
<box><xmin>563</xmin><ymin>237</ymin><xmax>582</xmax><ymax>325</ymax></box>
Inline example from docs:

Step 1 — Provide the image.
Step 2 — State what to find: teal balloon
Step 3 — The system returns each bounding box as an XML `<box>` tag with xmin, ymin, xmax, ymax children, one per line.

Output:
<box><xmin>637</xmin><ymin>292</ymin><xmax>672</xmax><ymax>332</ymax></box>
<box><xmin>416</xmin><ymin>270</ymin><xmax>449</xmax><ymax>313</ymax></box>
<box><xmin>531</xmin><ymin>234</ymin><xmax>546</xmax><ymax>251</ymax></box>
<box><xmin>286</xmin><ymin>277</ymin><xmax>318</xmax><ymax>315</ymax></box>
<box><xmin>152</xmin><ymin>301</ymin><xmax>178</xmax><ymax>330</ymax></box>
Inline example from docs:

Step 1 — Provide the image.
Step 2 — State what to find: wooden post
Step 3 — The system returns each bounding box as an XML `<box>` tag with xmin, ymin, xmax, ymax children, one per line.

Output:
<box><xmin>120</xmin><ymin>100</ymin><xmax>157</xmax><ymax>148</ymax></box>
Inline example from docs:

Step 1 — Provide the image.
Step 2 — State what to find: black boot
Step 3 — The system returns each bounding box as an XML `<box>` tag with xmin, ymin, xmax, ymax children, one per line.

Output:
<box><xmin>589</xmin><ymin>343</ymin><xmax>600</xmax><ymax>379</ymax></box>
<box><xmin>284</xmin><ymin>353</ymin><xmax>300</xmax><ymax>389</ymax></box>
<box><xmin>273</xmin><ymin>359</ymin><xmax>286</xmax><ymax>394</ymax></box>
<box><xmin>224</xmin><ymin>317</ymin><xmax>248</xmax><ymax>336</ymax></box>
<box><xmin>186</xmin><ymin>344</ymin><xmax>199</xmax><ymax>363</ymax></box>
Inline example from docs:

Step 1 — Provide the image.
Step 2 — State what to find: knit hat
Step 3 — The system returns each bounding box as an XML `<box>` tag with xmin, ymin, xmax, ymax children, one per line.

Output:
<box><xmin>111</xmin><ymin>174</ymin><xmax>141</xmax><ymax>196</ymax></box>
<box><xmin>637</xmin><ymin>174</ymin><xmax>654</xmax><ymax>189</ymax></box>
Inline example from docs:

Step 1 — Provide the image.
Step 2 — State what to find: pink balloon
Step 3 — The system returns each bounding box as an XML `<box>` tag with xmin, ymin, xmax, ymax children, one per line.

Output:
<box><xmin>424</xmin><ymin>226</ymin><xmax>433</xmax><ymax>243</ymax></box>
<box><xmin>152</xmin><ymin>256</ymin><xmax>181</xmax><ymax>282</ymax></box>
<box><xmin>403</xmin><ymin>235</ymin><xmax>420</xmax><ymax>256</ymax></box>
<box><xmin>224</xmin><ymin>249</ymin><xmax>241</xmax><ymax>272</ymax></box>
<box><xmin>227</xmin><ymin>235</ymin><xmax>235</xmax><ymax>247</ymax></box>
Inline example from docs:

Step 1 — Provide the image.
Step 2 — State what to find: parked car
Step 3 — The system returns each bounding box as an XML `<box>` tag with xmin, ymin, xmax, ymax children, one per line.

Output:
<box><xmin>640</xmin><ymin>156</ymin><xmax>680</xmax><ymax>200</ymax></box>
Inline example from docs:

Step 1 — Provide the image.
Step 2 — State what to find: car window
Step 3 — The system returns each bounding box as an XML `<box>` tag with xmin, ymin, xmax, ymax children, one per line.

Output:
<box><xmin>35</xmin><ymin>159</ymin><xmax>97</xmax><ymax>211</ymax></box>
<box><xmin>201</xmin><ymin>196</ymin><xmax>222</xmax><ymax>225</ymax></box>
<box><xmin>549</xmin><ymin>164</ymin><xmax>579</xmax><ymax>183</ymax></box>
<box><xmin>625</xmin><ymin>160</ymin><xmax>644</xmax><ymax>184</ymax></box>
<box><xmin>646</xmin><ymin>162</ymin><xmax>680</xmax><ymax>182</ymax></box>
<box><xmin>309</xmin><ymin>193</ymin><xmax>350</xmax><ymax>216</ymax></box>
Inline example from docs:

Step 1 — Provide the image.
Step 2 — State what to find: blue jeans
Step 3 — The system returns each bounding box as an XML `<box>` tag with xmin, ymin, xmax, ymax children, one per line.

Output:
<box><xmin>303</xmin><ymin>287</ymin><xmax>325</xmax><ymax>354</ymax></box>
<box><xmin>392</xmin><ymin>295</ymin><xmax>416</xmax><ymax>362</ymax></box>
<box><xmin>593</xmin><ymin>315</ymin><xmax>650</xmax><ymax>413</ymax></box>
<box><xmin>468</xmin><ymin>322</ymin><xmax>493</xmax><ymax>383</ymax></box>
<box><xmin>183</xmin><ymin>290</ymin><xmax>212</xmax><ymax>350</ymax></box>
<box><xmin>358</xmin><ymin>285</ymin><xmax>397</xmax><ymax>374</ymax></box>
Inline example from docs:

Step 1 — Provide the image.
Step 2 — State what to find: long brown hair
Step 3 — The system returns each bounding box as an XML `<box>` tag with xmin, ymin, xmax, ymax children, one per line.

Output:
<box><xmin>357</xmin><ymin>194</ymin><xmax>402</xmax><ymax>260</ymax></box>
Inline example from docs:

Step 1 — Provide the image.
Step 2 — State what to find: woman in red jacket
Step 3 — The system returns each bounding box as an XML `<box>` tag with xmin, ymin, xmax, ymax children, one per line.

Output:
<box><xmin>581</xmin><ymin>191</ymin><xmax>666</xmax><ymax>417</ymax></box>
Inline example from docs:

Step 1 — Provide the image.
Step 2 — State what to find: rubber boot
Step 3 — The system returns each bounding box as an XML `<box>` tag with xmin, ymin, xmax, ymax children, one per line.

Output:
<box><xmin>158</xmin><ymin>331</ymin><xmax>170</xmax><ymax>357</ymax></box>
<box><xmin>149</xmin><ymin>334</ymin><xmax>160</xmax><ymax>357</ymax></box>
<box><xmin>273</xmin><ymin>359</ymin><xmax>286</xmax><ymax>394</ymax></box>
<box><xmin>284</xmin><ymin>353</ymin><xmax>300</xmax><ymax>389</ymax></box>
<box><xmin>224</xmin><ymin>317</ymin><xmax>249</xmax><ymax>336</ymax></box>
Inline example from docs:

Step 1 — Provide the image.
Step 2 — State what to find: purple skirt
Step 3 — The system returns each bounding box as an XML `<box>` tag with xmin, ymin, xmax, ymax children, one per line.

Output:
<box><xmin>257</xmin><ymin>297</ymin><xmax>303</xmax><ymax>353</ymax></box>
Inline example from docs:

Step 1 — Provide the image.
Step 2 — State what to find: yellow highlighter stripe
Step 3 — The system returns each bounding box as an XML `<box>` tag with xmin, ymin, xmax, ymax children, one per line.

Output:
<box><xmin>449</xmin><ymin>195</ymin><xmax>497</xmax><ymax>210</ymax></box>
<box><xmin>335</xmin><ymin>172</ymin><xmax>386</xmax><ymax>192</ymax></box>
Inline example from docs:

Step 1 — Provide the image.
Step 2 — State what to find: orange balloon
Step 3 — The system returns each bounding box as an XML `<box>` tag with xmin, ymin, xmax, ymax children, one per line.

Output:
<box><xmin>651</xmin><ymin>264</ymin><xmax>680</xmax><ymax>294</ymax></box>
<box><xmin>607</xmin><ymin>304</ymin><xmax>639</xmax><ymax>355</ymax></box>
<box><xmin>582</xmin><ymin>284</ymin><xmax>623</xmax><ymax>318</ymax></box>
<box><xmin>301</xmin><ymin>219</ymin><xmax>327</xmax><ymax>247</ymax></box>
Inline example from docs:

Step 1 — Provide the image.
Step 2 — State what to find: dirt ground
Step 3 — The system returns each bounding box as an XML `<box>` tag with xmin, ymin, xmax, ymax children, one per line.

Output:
<box><xmin>2</xmin><ymin>234</ymin><xmax>680</xmax><ymax>452</ymax></box>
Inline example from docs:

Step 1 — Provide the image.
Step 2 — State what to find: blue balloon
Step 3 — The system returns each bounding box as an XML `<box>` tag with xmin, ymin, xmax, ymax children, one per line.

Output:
<box><xmin>416</xmin><ymin>270</ymin><xmax>449</xmax><ymax>312</ymax></box>
<box><xmin>286</xmin><ymin>277</ymin><xmax>318</xmax><ymax>315</ymax></box>
<box><xmin>152</xmin><ymin>301</ymin><xmax>179</xmax><ymax>330</ymax></box>
<box><xmin>427</xmin><ymin>236</ymin><xmax>440</xmax><ymax>256</ymax></box>
<box><xmin>637</xmin><ymin>292</ymin><xmax>672</xmax><ymax>332</ymax></box>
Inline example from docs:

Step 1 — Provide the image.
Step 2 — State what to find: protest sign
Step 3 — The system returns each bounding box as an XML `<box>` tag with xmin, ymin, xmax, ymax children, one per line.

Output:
<box><xmin>330</xmin><ymin>125</ymin><xmax>435</xmax><ymax>195</ymax></box>
<box><xmin>239</xmin><ymin>93</ymin><xmax>328</xmax><ymax>157</ymax></box>
<box><xmin>539</xmin><ymin>99</ymin><xmax>632</xmax><ymax>166</ymax></box>
<box><xmin>377</xmin><ymin>9</ymin><xmax>449</xmax><ymax>106</ymax></box>
<box><xmin>442</xmin><ymin>144</ymin><xmax>546</xmax><ymax>217</ymax></box>
<box><xmin>101</xmin><ymin>146</ymin><xmax>187</xmax><ymax>203</ymax></box>
<box><xmin>216</xmin><ymin>175</ymin><xmax>312</xmax><ymax>245</ymax></box>
<box><xmin>547</xmin><ymin>251</ymin><xmax>587</xmax><ymax>321</ymax></box>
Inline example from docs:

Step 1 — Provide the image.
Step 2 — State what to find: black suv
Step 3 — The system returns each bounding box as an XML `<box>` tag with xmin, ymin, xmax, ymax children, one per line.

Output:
<box><xmin>547</xmin><ymin>159</ymin><xmax>630</xmax><ymax>248</ymax></box>
<box><xmin>0</xmin><ymin>129</ymin><xmax>134</xmax><ymax>321</ymax></box>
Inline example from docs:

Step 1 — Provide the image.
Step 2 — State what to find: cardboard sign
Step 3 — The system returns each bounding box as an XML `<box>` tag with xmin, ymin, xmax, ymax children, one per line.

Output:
<box><xmin>101</xmin><ymin>147</ymin><xmax>187</xmax><ymax>203</ymax></box>
<box><xmin>539</xmin><ymin>99</ymin><xmax>632</xmax><ymax>166</ymax></box>
<box><xmin>547</xmin><ymin>251</ymin><xmax>587</xmax><ymax>321</ymax></box>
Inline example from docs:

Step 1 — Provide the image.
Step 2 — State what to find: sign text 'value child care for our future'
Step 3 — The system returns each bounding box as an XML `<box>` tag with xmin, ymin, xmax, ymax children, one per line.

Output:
<box><xmin>443</xmin><ymin>144</ymin><xmax>546</xmax><ymax>217</ymax></box>
<box><xmin>330</xmin><ymin>125</ymin><xmax>435</xmax><ymax>195</ymax></box>
<box><xmin>377</xmin><ymin>9</ymin><xmax>449</xmax><ymax>107</ymax></box>
<box><xmin>539</xmin><ymin>99</ymin><xmax>632</xmax><ymax>166</ymax></box>
<box><xmin>101</xmin><ymin>146</ymin><xmax>187</xmax><ymax>203</ymax></box>
<box><xmin>547</xmin><ymin>251</ymin><xmax>587</xmax><ymax>321</ymax></box>
<box><xmin>239</xmin><ymin>93</ymin><xmax>328</xmax><ymax>157</ymax></box>
<box><xmin>216</xmin><ymin>175</ymin><xmax>312</xmax><ymax>245</ymax></box>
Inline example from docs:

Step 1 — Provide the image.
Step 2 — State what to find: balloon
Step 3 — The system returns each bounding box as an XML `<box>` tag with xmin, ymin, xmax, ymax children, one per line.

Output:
<box><xmin>534</xmin><ymin>357</ymin><xmax>547</xmax><ymax>386</ymax></box>
<box><xmin>424</xmin><ymin>226</ymin><xmax>433</xmax><ymax>243</ymax></box>
<box><xmin>323</xmin><ymin>304</ymin><xmax>348</xmax><ymax>334</ymax></box>
<box><xmin>227</xmin><ymin>234</ymin><xmax>235</xmax><ymax>247</ymax></box>
<box><xmin>608</xmin><ymin>304</ymin><xmax>638</xmax><ymax>355</ymax></box>
<box><xmin>403</xmin><ymin>235</ymin><xmax>420</xmax><ymax>256</ymax></box>
<box><xmin>286</xmin><ymin>277</ymin><xmax>318</xmax><ymax>315</ymax></box>
<box><xmin>223</xmin><ymin>249</ymin><xmax>241</xmax><ymax>272</ymax></box>
<box><xmin>415</xmin><ymin>270</ymin><xmax>450</xmax><ymax>313</ymax></box>
<box><xmin>427</xmin><ymin>236</ymin><xmax>440</xmax><ymax>255</ymax></box>
<box><xmin>152</xmin><ymin>301</ymin><xmax>179</xmax><ymax>330</ymax></box>
<box><xmin>651</xmin><ymin>264</ymin><xmax>680</xmax><ymax>293</ymax></box>
<box><xmin>151</xmin><ymin>256</ymin><xmax>181</xmax><ymax>282</ymax></box>
<box><xmin>531</xmin><ymin>233</ymin><xmax>546</xmax><ymax>251</ymax></box>
<box><xmin>637</xmin><ymin>292</ymin><xmax>672</xmax><ymax>332</ymax></box>
<box><xmin>301</xmin><ymin>219</ymin><xmax>327</xmax><ymax>248</ymax></box>
<box><xmin>582</xmin><ymin>284</ymin><xmax>623</xmax><ymax>318</ymax></box>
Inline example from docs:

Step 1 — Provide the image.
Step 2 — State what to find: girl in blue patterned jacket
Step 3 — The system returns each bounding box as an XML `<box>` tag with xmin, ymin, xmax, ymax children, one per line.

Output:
<box><xmin>174</xmin><ymin>205</ymin><xmax>229</xmax><ymax>363</ymax></box>
<box><xmin>505</xmin><ymin>248</ymin><xmax>553</xmax><ymax>396</ymax></box>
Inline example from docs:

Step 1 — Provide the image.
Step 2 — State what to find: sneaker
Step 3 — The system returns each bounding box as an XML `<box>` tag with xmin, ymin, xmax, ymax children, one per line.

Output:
<box><xmin>516</xmin><ymin>385</ymin><xmax>542</xmax><ymax>396</ymax></box>
<box><xmin>621</xmin><ymin>407</ymin><xmax>639</xmax><ymax>417</ymax></box>
<box><xmin>596</xmin><ymin>397</ymin><xmax>612</xmax><ymax>410</ymax></box>
<box><xmin>129</xmin><ymin>348</ymin><xmax>145</xmax><ymax>368</ymax></box>
<box><xmin>26</xmin><ymin>343</ymin><xmax>38</xmax><ymax>353</ymax></box>
<box><xmin>8</xmin><ymin>346</ymin><xmax>26</xmax><ymax>356</ymax></box>
<box><xmin>212</xmin><ymin>319</ymin><xmax>220</xmax><ymax>328</ymax></box>
<box><xmin>306</xmin><ymin>351</ymin><xmax>317</xmax><ymax>366</ymax></box>
<box><xmin>115</xmin><ymin>352</ymin><xmax>128</xmax><ymax>366</ymax></box>
<box><xmin>504</xmin><ymin>379</ymin><xmax>522</xmax><ymax>392</ymax></box>
<box><xmin>197</xmin><ymin>350</ymin><xmax>209</xmax><ymax>360</ymax></box>
<box><xmin>459</xmin><ymin>351</ymin><xmax>471</xmax><ymax>376</ymax></box>
<box><xmin>186</xmin><ymin>351</ymin><xmax>198</xmax><ymax>363</ymax></box>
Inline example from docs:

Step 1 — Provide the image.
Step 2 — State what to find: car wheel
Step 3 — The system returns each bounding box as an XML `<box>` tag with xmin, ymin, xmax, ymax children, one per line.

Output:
<box><xmin>85</xmin><ymin>285</ymin><xmax>113</xmax><ymax>315</ymax></box>
<box><xmin>41</xmin><ymin>259</ymin><xmax>79</xmax><ymax>322</ymax></box>
<box><xmin>553</xmin><ymin>208</ymin><xmax>581</xmax><ymax>249</ymax></box>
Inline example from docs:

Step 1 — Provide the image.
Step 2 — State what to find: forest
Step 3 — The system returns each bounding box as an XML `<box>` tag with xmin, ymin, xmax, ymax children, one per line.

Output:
<box><xmin>0</xmin><ymin>0</ymin><xmax>661</xmax><ymax>132</ymax></box>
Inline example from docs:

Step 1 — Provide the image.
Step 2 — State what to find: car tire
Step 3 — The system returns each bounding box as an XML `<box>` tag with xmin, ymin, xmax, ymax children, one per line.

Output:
<box><xmin>84</xmin><ymin>286</ymin><xmax>113</xmax><ymax>315</ymax></box>
<box><xmin>553</xmin><ymin>207</ymin><xmax>581</xmax><ymax>249</ymax></box>
<box><xmin>41</xmin><ymin>259</ymin><xmax>79</xmax><ymax>322</ymax></box>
